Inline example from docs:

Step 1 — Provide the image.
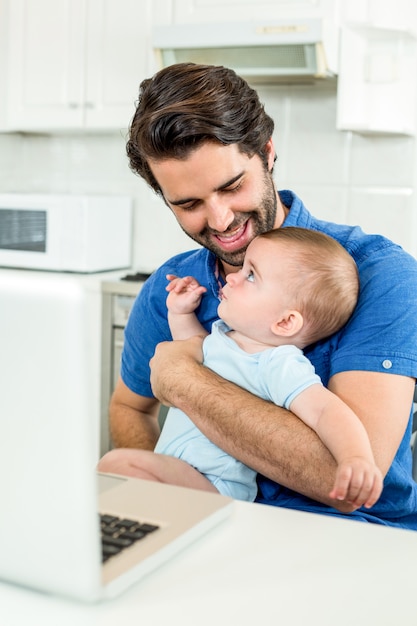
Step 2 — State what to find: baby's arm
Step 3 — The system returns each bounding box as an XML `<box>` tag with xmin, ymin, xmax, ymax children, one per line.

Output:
<box><xmin>290</xmin><ymin>384</ymin><xmax>383</xmax><ymax>509</ymax></box>
<box><xmin>166</xmin><ymin>274</ymin><xmax>209</xmax><ymax>340</ymax></box>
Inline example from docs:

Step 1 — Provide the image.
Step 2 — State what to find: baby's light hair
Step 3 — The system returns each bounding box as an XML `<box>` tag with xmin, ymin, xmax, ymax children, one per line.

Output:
<box><xmin>259</xmin><ymin>227</ymin><xmax>359</xmax><ymax>346</ymax></box>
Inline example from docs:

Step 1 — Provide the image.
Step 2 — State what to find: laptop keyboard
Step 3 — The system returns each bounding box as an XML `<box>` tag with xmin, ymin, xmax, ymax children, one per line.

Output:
<box><xmin>100</xmin><ymin>514</ymin><xmax>160</xmax><ymax>563</ymax></box>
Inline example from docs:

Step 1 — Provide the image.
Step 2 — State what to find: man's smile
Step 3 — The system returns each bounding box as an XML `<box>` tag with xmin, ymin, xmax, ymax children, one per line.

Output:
<box><xmin>211</xmin><ymin>220</ymin><xmax>250</xmax><ymax>251</ymax></box>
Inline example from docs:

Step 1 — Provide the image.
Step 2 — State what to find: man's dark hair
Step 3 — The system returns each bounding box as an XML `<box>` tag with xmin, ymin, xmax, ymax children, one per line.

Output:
<box><xmin>126</xmin><ymin>63</ymin><xmax>275</xmax><ymax>196</ymax></box>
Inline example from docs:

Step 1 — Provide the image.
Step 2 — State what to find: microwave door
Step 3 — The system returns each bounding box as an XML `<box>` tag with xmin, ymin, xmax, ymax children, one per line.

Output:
<box><xmin>0</xmin><ymin>208</ymin><xmax>47</xmax><ymax>253</ymax></box>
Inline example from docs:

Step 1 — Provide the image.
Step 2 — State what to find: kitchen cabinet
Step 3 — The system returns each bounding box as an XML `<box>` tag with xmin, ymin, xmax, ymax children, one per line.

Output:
<box><xmin>337</xmin><ymin>0</ymin><xmax>417</xmax><ymax>135</ymax></box>
<box><xmin>339</xmin><ymin>0</ymin><xmax>417</xmax><ymax>32</ymax></box>
<box><xmin>161</xmin><ymin>0</ymin><xmax>338</xmax><ymax>24</ymax></box>
<box><xmin>1</xmin><ymin>0</ymin><xmax>151</xmax><ymax>132</ymax></box>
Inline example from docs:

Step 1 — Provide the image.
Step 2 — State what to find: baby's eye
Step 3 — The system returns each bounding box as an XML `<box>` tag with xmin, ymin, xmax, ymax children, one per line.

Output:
<box><xmin>246</xmin><ymin>270</ymin><xmax>255</xmax><ymax>282</ymax></box>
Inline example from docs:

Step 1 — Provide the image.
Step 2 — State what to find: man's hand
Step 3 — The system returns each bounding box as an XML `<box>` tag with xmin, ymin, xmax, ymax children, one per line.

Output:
<box><xmin>150</xmin><ymin>335</ymin><xmax>205</xmax><ymax>406</ymax></box>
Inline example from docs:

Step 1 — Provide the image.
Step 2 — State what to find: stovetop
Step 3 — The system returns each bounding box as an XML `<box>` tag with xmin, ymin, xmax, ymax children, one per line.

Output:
<box><xmin>101</xmin><ymin>270</ymin><xmax>152</xmax><ymax>297</ymax></box>
<box><xmin>121</xmin><ymin>271</ymin><xmax>152</xmax><ymax>282</ymax></box>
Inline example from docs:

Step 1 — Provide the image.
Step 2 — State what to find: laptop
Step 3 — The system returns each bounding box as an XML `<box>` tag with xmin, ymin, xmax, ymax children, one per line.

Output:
<box><xmin>0</xmin><ymin>270</ymin><xmax>233</xmax><ymax>602</ymax></box>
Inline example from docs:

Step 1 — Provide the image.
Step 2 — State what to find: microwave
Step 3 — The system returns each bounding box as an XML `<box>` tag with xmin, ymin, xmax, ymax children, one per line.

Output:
<box><xmin>0</xmin><ymin>193</ymin><xmax>132</xmax><ymax>272</ymax></box>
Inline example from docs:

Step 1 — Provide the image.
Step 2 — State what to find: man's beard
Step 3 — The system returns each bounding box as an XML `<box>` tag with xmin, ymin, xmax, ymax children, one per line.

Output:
<box><xmin>180</xmin><ymin>170</ymin><xmax>278</xmax><ymax>267</ymax></box>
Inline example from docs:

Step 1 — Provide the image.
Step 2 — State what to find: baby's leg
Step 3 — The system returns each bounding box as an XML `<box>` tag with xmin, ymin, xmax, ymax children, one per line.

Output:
<box><xmin>97</xmin><ymin>448</ymin><xmax>218</xmax><ymax>493</ymax></box>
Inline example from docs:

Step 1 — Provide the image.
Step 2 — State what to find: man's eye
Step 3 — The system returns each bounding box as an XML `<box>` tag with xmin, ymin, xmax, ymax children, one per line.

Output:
<box><xmin>225</xmin><ymin>181</ymin><xmax>243</xmax><ymax>194</ymax></box>
<box><xmin>246</xmin><ymin>271</ymin><xmax>255</xmax><ymax>282</ymax></box>
<box><xmin>179</xmin><ymin>202</ymin><xmax>198</xmax><ymax>211</ymax></box>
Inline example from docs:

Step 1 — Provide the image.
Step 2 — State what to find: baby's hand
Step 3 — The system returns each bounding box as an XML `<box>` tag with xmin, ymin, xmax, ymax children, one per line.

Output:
<box><xmin>329</xmin><ymin>456</ymin><xmax>383</xmax><ymax>509</ymax></box>
<box><xmin>166</xmin><ymin>274</ymin><xmax>207</xmax><ymax>315</ymax></box>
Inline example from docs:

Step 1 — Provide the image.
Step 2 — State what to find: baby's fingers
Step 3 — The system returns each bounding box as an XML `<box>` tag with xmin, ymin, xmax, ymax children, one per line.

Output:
<box><xmin>329</xmin><ymin>464</ymin><xmax>353</xmax><ymax>501</ymax></box>
<box><xmin>363</xmin><ymin>472</ymin><xmax>384</xmax><ymax>509</ymax></box>
<box><xmin>342</xmin><ymin>470</ymin><xmax>383</xmax><ymax>509</ymax></box>
<box><xmin>166</xmin><ymin>274</ymin><xmax>180</xmax><ymax>291</ymax></box>
<box><xmin>166</xmin><ymin>274</ymin><xmax>198</xmax><ymax>293</ymax></box>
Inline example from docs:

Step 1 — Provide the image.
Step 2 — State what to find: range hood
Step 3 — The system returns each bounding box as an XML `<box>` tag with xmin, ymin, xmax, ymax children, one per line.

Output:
<box><xmin>153</xmin><ymin>18</ymin><xmax>338</xmax><ymax>84</ymax></box>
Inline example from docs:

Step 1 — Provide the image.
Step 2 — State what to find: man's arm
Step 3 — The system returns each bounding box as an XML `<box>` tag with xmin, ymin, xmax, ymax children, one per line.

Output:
<box><xmin>328</xmin><ymin>370</ymin><xmax>414</xmax><ymax>477</ymax></box>
<box><xmin>149</xmin><ymin>337</ymin><xmax>415</xmax><ymax>511</ymax></box>
<box><xmin>289</xmin><ymin>383</ymin><xmax>383</xmax><ymax>508</ymax></box>
<box><xmin>109</xmin><ymin>377</ymin><xmax>160</xmax><ymax>450</ymax></box>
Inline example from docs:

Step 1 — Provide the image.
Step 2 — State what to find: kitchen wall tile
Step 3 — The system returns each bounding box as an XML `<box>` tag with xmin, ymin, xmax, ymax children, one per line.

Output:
<box><xmin>350</xmin><ymin>133</ymin><xmax>415</xmax><ymax>187</ymax></box>
<box><xmin>284</xmin><ymin>82</ymin><xmax>350</xmax><ymax>186</ymax></box>
<box><xmin>20</xmin><ymin>134</ymin><xmax>71</xmax><ymax>192</ymax></box>
<box><xmin>66</xmin><ymin>133</ymin><xmax>132</xmax><ymax>193</ymax></box>
<box><xmin>347</xmin><ymin>187</ymin><xmax>415</xmax><ymax>256</ymax></box>
<box><xmin>131</xmin><ymin>187</ymin><xmax>197</xmax><ymax>271</ymax></box>
<box><xmin>0</xmin><ymin>134</ymin><xmax>23</xmax><ymax>190</ymax></box>
<box><xmin>282</xmin><ymin>183</ymin><xmax>349</xmax><ymax>225</ymax></box>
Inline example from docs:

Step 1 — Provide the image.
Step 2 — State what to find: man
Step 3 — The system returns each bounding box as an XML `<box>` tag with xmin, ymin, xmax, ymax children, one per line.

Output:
<box><xmin>102</xmin><ymin>62</ymin><xmax>417</xmax><ymax>528</ymax></box>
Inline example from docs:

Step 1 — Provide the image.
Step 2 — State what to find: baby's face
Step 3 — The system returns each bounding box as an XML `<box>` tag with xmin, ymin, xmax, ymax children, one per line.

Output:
<box><xmin>218</xmin><ymin>237</ymin><xmax>293</xmax><ymax>343</ymax></box>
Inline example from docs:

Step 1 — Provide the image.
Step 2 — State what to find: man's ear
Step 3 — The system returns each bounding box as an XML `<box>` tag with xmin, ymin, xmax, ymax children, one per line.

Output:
<box><xmin>265</xmin><ymin>137</ymin><xmax>276</xmax><ymax>171</ymax></box>
<box><xmin>270</xmin><ymin>310</ymin><xmax>304</xmax><ymax>338</ymax></box>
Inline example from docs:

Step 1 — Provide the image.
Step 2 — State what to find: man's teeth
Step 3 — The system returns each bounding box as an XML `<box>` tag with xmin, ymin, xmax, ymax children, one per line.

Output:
<box><xmin>216</xmin><ymin>225</ymin><xmax>245</xmax><ymax>242</ymax></box>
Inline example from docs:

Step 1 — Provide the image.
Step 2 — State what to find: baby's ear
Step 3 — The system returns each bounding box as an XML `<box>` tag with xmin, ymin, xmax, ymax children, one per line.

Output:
<box><xmin>270</xmin><ymin>310</ymin><xmax>304</xmax><ymax>338</ymax></box>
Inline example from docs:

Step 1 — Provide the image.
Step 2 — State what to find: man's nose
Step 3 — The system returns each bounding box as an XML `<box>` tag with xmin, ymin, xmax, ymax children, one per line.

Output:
<box><xmin>206</xmin><ymin>199</ymin><xmax>235</xmax><ymax>232</ymax></box>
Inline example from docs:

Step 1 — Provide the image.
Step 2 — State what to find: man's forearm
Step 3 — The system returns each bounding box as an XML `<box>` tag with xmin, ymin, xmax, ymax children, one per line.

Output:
<box><xmin>109</xmin><ymin>401</ymin><xmax>159</xmax><ymax>450</ymax></box>
<box><xmin>180</xmin><ymin>372</ymin><xmax>337</xmax><ymax>502</ymax></box>
<box><xmin>150</xmin><ymin>342</ymin><xmax>350</xmax><ymax>510</ymax></box>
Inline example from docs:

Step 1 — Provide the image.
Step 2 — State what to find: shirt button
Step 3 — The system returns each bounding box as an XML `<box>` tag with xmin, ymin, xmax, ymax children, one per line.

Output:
<box><xmin>382</xmin><ymin>359</ymin><xmax>392</xmax><ymax>369</ymax></box>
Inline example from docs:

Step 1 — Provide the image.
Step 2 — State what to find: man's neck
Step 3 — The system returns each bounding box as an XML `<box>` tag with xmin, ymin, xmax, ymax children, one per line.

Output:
<box><xmin>275</xmin><ymin>191</ymin><xmax>289</xmax><ymax>225</ymax></box>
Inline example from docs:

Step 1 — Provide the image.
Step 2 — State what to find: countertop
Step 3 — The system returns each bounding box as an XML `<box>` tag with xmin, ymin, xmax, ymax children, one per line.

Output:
<box><xmin>1</xmin><ymin>500</ymin><xmax>416</xmax><ymax>626</ymax></box>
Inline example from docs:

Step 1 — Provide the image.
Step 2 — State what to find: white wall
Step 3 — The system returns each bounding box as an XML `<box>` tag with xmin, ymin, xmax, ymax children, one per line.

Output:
<box><xmin>1</xmin><ymin>78</ymin><xmax>416</xmax><ymax>272</ymax></box>
<box><xmin>261</xmin><ymin>81</ymin><xmax>417</xmax><ymax>257</ymax></box>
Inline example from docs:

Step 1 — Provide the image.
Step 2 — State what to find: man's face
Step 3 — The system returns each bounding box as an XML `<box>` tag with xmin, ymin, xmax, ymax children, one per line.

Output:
<box><xmin>148</xmin><ymin>142</ymin><xmax>282</xmax><ymax>272</ymax></box>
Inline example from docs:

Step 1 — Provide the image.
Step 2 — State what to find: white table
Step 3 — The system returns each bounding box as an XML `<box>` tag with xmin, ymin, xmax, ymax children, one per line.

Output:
<box><xmin>1</xmin><ymin>501</ymin><xmax>415</xmax><ymax>626</ymax></box>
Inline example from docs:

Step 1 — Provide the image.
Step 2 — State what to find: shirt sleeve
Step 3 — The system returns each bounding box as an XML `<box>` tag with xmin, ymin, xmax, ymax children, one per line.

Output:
<box><xmin>328</xmin><ymin>240</ymin><xmax>417</xmax><ymax>380</ymax></box>
<box><xmin>121</xmin><ymin>271</ymin><xmax>172</xmax><ymax>398</ymax></box>
<box><xmin>259</xmin><ymin>346</ymin><xmax>322</xmax><ymax>409</ymax></box>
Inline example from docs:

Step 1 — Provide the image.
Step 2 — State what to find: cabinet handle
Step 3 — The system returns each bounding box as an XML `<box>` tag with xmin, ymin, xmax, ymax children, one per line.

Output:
<box><xmin>85</xmin><ymin>102</ymin><xmax>95</xmax><ymax>109</ymax></box>
<box><xmin>68</xmin><ymin>103</ymin><xmax>80</xmax><ymax>109</ymax></box>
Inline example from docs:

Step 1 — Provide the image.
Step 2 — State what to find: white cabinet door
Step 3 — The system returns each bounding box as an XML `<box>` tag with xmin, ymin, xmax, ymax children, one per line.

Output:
<box><xmin>337</xmin><ymin>0</ymin><xmax>417</xmax><ymax>135</ymax></box>
<box><xmin>84</xmin><ymin>0</ymin><xmax>150</xmax><ymax>131</ymax></box>
<box><xmin>170</xmin><ymin>0</ymin><xmax>336</xmax><ymax>23</ymax></box>
<box><xmin>4</xmin><ymin>0</ymin><xmax>150</xmax><ymax>131</ymax></box>
<box><xmin>340</xmin><ymin>0</ymin><xmax>417</xmax><ymax>31</ymax></box>
<box><xmin>6</xmin><ymin>0</ymin><xmax>86</xmax><ymax>130</ymax></box>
